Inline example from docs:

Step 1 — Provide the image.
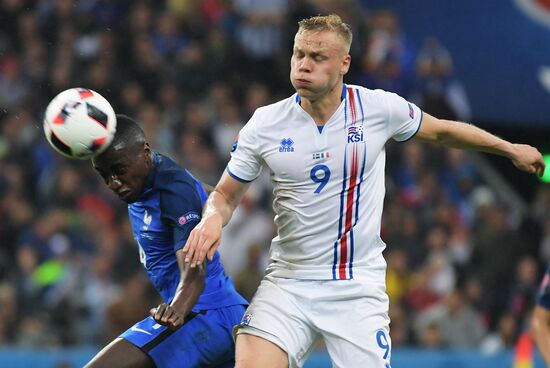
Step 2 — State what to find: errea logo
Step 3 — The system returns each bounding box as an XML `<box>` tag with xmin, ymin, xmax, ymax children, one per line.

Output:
<box><xmin>279</xmin><ymin>138</ymin><xmax>295</xmax><ymax>152</ymax></box>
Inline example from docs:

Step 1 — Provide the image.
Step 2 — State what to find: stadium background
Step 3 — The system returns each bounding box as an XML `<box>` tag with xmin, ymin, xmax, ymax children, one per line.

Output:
<box><xmin>0</xmin><ymin>0</ymin><xmax>549</xmax><ymax>367</ymax></box>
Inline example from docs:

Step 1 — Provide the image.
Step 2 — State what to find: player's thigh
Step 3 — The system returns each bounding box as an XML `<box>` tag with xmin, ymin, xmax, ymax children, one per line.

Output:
<box><xmin>235</xmin><ymin>276</ymin><xmax>320</xmax><ymax>368</ymax></box>
<box><xmin>323</xmin><ymin>325</ymin><xmax>391</xmax><ymax>368</ymax></box>
<box><xmin>315</xmin><ymin>281</ymin><xmax>391</xmax><ymax>368</ymax></box>
<box><xmin>85</xmin><ymin>337</ymin><xmax>154</xmax><ymax>368</ymax></box>
<box><xmin>235</xmin><ymin>333</ymin><xmax>288</xmax><ymax>368</ymax></box>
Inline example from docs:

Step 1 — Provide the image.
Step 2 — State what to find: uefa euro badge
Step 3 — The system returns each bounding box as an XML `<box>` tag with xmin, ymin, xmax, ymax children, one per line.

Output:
<box><xmin>240</xmin><ymin>313</ymin><xmax>252</xmax><ymax>327</ymax></box>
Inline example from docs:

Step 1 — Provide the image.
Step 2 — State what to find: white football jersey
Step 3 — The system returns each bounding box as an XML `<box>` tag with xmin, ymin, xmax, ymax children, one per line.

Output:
<box><xmin>227</xmin><ymin>84</ymin><xmax>422</xmax><ymax>281</ymax></box>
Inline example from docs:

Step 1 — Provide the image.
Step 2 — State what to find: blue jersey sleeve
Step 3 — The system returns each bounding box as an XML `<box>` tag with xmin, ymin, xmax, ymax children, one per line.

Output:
<box><xmin>537</xmin><ymin>266</ymin><xmax>550</xmax><ymax>310</ymax></box>
<box><xmin>159</xmin><ymin>179</ymin><xmax>203</xmax><ymax>252</ymax></box>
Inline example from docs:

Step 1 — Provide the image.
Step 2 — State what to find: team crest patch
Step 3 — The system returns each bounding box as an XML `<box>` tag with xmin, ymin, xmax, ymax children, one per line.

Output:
<box><xmin>240</xmin><ymin>313</ymin><xmax>252</xmax><ymax>326</ymax></box>
<box><xmin>178</xmin><ymin>212</ymin><xmax>201</xmax><ymax>225</ymax></box>
<box><xmin>279</xmin><ymin>138</ymin><xmax>295</xmax><ymax>152</ymax></box>
<box><xmin>347</xmin><ymin>125</ymin><xmax>363</xmax><ymax>143</ymax></box>
<box><xmin>408</xmin><ymin>103</ymin><xmax>415</xmax><ymax>119</ymax></box>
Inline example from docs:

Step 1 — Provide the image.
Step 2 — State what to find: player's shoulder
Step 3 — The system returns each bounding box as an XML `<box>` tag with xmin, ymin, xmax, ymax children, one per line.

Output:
<box><xmin>250</xmin><ymin>95</ymin><xmax>296</xmax><ymax>125</ymax></box>
<box><xmin>346</xmin><ymin>83</ymin><xmax>395</xmax><ymax>102</ymax></box>
<box><xmin>153</xmin><ymin>153</ymin><xmax>195</xmax><ymax>192</ymax></box>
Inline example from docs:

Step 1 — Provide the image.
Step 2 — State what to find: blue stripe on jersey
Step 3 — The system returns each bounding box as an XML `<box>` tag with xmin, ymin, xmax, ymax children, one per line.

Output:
<box><xmin>356</xmin><ymin>88</ymin><xmax>364</xmax><ymax>125</ymax></box>
<box><xmin>226</xmin><ymin>166</ymin><xmax>253</xmax><ymax>183</ymax></box>
<box><xmin>341</xmin><ymin>84</ymin><xmax>347</xmax><ymax>101</ymax></box>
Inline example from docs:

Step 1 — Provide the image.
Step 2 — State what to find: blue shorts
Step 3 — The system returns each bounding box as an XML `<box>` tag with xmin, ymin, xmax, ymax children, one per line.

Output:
<box><xmin>120</xmin><ymin>304</ymin><xmax>246</xmax><ymax>367</ymax></box>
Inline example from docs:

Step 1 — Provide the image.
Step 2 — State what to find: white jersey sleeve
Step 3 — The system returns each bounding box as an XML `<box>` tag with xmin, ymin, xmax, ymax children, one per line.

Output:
<box><xmin>382</xmin><ymin>90</ymin><xmax>423</xmax><ymax>142</ymax></box>
<box><xmin>227</xmin><ymin>111</ymin><xmax>263</xmax><ymax>182</ymax></box>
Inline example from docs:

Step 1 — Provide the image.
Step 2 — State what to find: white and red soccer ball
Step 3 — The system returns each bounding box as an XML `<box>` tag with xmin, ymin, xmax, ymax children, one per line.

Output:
<box><xmin>43</xmin><ymin>88</ymin><xmax>117</xmax><ymax>159</ymax></box>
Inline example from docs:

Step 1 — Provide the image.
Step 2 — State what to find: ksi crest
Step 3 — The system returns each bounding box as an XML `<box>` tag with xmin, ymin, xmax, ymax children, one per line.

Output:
<box><xmin>347</xmin><ymin>125</ymin><xmax>363</xmax><ymax>143</ymax></box>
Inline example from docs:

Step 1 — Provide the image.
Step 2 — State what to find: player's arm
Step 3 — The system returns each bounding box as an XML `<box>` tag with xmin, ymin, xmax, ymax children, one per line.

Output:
<box><xmin>414</xmin><ymin>113</ymin><xmax>545</xmax><ymax>176</ymax></box>
<box><xmin>183</xmin><ymin>170</ymin><xmax>250</xmax><ymax>267</ymax></box>
<box><xmin>150</xmin><ymin>249</ymin><xmax>206</xmax><ymax>329</ymax></box>
<box><xmin>531</xmin><ymin>305</ymin><xmax>550</xmax><ymax>366</ymax></box>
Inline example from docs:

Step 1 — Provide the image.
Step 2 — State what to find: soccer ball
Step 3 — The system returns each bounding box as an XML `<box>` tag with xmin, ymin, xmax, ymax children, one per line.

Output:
<box><xmin>43</xmin><ymin>88</ymin><xmax>117</xmax><ymax>159</ymax></box>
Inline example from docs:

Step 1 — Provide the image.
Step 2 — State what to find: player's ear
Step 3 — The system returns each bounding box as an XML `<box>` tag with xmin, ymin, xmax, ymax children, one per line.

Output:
<box><xmin>143</xmin><ymin>142</ymin><xmax>152</xmax><ymax>167</ymax></box>
<box><xmin>341</xmin><ymin>54</ymin><xmax>351</xmax><ymax>75</ymax></box>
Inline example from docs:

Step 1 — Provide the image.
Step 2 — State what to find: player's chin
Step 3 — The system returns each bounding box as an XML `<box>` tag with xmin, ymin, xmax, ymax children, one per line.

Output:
<box><xmin>294</xmin><ymin>86</ymin><xmax>314</xmax><ymax>98</ymax></box>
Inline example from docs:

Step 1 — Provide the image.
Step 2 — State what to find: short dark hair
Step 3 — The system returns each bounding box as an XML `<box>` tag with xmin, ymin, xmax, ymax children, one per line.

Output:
<box><xmin>101</xmin><ymin>114</ymin><xmax>146</xmax><ymax>156</ymax></box>
<box><xmin>298</xmin><ymin>14</ymin><xmax>353</xmax><ymax>53</ymax></box>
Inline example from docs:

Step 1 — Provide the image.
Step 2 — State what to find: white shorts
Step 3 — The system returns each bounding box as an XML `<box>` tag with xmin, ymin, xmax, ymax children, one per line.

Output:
<box><xmin>235</xmin><ymin>275</ymin><xmax>391</xmax><ymax>368</ymax></box>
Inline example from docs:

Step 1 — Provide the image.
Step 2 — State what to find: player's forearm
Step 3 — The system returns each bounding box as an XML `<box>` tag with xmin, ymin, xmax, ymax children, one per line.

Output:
<box><xmin>202</xmin><ymin>189</ymin><xmax>239</xmax><ymax>227</ymax></box>
<box><xmin>533</xmin><ymin>329</ymin><xmax>550</xmax><ymax>365</ymax></box>
<box><xmin>170</xmin><ymin>261</ymin><xmax>206</xmax><ymax>317</ymax></box>
<box><xmin>532</xmin><ymin>310</ymin><xmax>550</xmax><ymax>365</ymax></box>
<box><xmin>428</xmin><ymin>119</ymin><xmax>516</xmax><ymax>158</ymax></box>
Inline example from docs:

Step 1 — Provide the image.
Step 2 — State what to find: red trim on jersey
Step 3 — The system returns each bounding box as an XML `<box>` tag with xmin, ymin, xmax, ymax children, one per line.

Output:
<box><xmin>347</xmin><ymin>87</ymin><xmax>357</xmax><ymax>124</ymax></box>
<box><xmin>339</xmin><ymin>145</ymin><xmax>359</xmax><ymax>278</ymax></box>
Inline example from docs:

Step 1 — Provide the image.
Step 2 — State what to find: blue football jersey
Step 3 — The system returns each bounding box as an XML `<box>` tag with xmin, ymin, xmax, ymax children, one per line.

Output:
<box><xmin>127</xmin><ymin>151</ymin><xmax>247</xmax><ymax>310</ymax></box>
<box><xmin>537</xmin><ymin>264</ymin><xmax>550</xmax><ymax>310</ymax></box>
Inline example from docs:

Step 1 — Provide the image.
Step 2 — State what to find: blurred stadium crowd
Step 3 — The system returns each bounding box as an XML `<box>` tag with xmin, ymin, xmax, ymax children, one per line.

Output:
<box><xmin>1</xmin><ymin>0</ymin><xmax>550</xmax><ymax>355</ymax></box>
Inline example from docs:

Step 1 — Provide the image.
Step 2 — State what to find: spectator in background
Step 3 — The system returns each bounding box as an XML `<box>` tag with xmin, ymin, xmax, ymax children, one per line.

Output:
<box><xmin>233</xmin><ymin>0</ymin><xmax>289</xmax><ymax>89</ymax></box>
<box><xmin>481</xmin><ymin>311</ymin><xmax>518</xmax><ymax>354</ymax></box>
<box><xmin>358</xmin><ymin>9</ymin><xmax>414</xmax><ymax>96</ymax></box>
<box><xmin>415</xmin><ymin>287</ymin><xmax>486</xmax><ymax>348</ymax></box>
<box><xmin>469</xmin><ymin>202</ymin><xmax>525</xmax><ymax>327</ymax></box>
<box><xmin>412</xmin><ymin>36</ymin><xmax>471</xmax><ymax>122</ymax></box>
<box><xmin>507</xmin><ymin>256</ymin><xmax>539</xmax><ymax>324</ymax></box>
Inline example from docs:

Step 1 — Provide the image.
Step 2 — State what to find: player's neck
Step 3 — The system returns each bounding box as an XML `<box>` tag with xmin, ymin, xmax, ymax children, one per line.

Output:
<box><xmin>300</xmin><ymin>83</ymin><xmax>343</xmax><ymax>125</ymax></box>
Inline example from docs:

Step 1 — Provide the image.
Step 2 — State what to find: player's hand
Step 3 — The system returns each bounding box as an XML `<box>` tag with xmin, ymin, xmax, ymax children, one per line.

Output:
<box><xmin>150</xmin><ymin>303</ymin><xmax>185</xmax><ymax>329</ymax></box>
<box><xmin>182</xmin><ymin>214</ymin><xmax>223</xmax><ymax>267</ymax></box>
<box><xmin>510</xmin><ymin>144</ymin><xmax>546</xmax><ymax>177</ymax></box>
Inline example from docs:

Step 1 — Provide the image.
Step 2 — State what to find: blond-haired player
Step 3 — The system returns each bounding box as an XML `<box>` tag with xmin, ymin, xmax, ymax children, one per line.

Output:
<box><xmin>184</xmin><ymin>14</ymin><xmax>545</xmax><ymax>368</ymax></box>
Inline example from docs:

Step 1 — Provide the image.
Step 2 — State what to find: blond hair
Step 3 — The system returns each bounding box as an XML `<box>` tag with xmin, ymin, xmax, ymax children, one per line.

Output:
<box><xmin>297</xmin><ymin>14</ymin><xmax>353</xmax><ymax>53</ymax></box>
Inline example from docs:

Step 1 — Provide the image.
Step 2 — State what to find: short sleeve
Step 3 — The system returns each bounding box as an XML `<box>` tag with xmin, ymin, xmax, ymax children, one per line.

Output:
<box><xmin>160</xmin><ymin>180</ymin><xmax>203</xmax><ymax>251</ymax></box>
<box><xmin>226</xmin><ymin>111</ymin><xmax>263</xmax><ymax>182</ymax></box>
<box><xmin>537</xmin><ymin>267</ymin><xmax>550</xmax><ymax>310</ymax></box>
<box><xmin>383</xmin><ymin>91</ymin><xmax>423</xmax><ymax>142</ymax></box>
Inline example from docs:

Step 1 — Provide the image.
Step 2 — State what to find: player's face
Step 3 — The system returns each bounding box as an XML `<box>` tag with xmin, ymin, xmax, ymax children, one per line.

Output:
<box><xmin>92</xmin><ymin>143</ymin><xmax>152</xmax><ymax>203</ymax></box>
<box><xmin>290</xmin><ymin>30</ymin><xmax>351</xmax><ymax>101</ymax></box>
